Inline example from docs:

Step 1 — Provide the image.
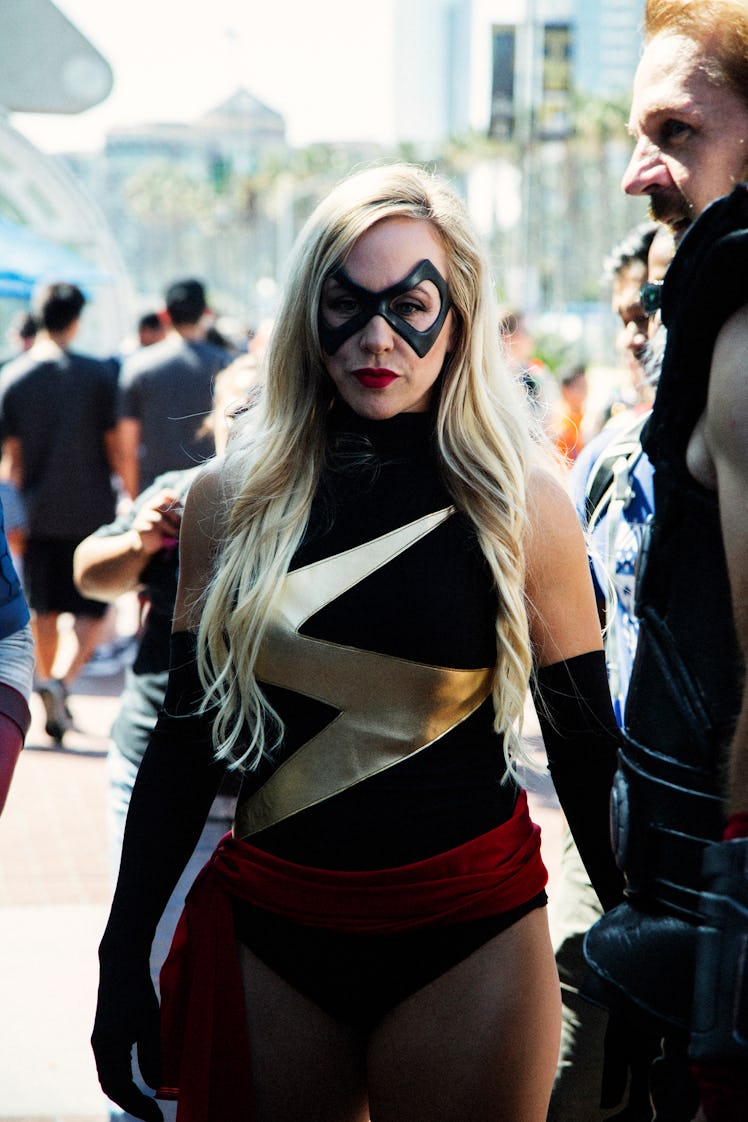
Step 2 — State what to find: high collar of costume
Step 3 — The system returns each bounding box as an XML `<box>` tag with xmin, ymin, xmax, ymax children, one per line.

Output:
<box><xmin>328</xmin><ymin>399</ymin><xmax>436</xmax><ymax>461</ymax></box>
<box><xmin>644</xmin><ymin>183</ymin><xmax>748</xmax><ymax>467</ymax></box>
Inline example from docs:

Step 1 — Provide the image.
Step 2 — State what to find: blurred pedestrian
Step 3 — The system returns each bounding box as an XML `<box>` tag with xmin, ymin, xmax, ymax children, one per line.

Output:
<box><xmin>0</xmin><ymin>282</ymin><xmax>119</xmax><ymax>743</ymax></box>
<box><xmin>0</xmin><ymin>501</ymin><xmax>33</xmax><ymax>813</ymax></box>
<box><xmin>74</xmin><ymin>359</ymin><xmax>254</xmax><ymax>881</ymax></box>
<box><xmin>548</xmin><ymin>362</ymin><xmax>589</xmax><ymax>463</ymax></box>
<box><xmin>604</xmin><ymin>222</ymin><xmax>660</xmax><ymax>410</ymax></box>
<box><xmin>136</xmin><ymin>312</ymin><xmax>166</xmax><ymax>350</ymax></box>
<box><xmin>498</xmin><ymin>306</ymin><xmax>550</xmax><ymax>414</ymax></box>
<box><xmin>115</xmin><ymin>278</ymin><xmax>232</xmax><ymax>498</ymax></box>
<box><xmin>4</xmin><ymin>310</ymin><xmax>38</xmax><ymax>360</ymax></box>
<box><xmin>0</xmin><ymin>310</ymin><xmax>38</xmax><ymax>561</ymax></box>
<box><xmin>548</xmin><ymin>224</ymin><xmax>675</xmax><ymax>1122</ymax></box>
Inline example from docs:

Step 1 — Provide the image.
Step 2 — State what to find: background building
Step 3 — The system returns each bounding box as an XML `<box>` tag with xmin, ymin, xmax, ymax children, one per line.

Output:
<box><xmin>393</xmin><ymin>0</ymin><xmax>645</xmax><ymax>143</ymax></box>
<box><xmin>74</xmin><ymin>89</ymin><xmax>288</xmax><ymax>321</ymax></box>
<box><xmin>1</xmin><ymin>0</ymin><xmax>650</xmax><ymax>365</ymax></box>
<box><xmin>574</xmin><ymin>0</ymin><xmax>645</xmax><ymax>98</ymax></box>
<box><xmin>390</xmin><ymin>0</ymin><xmax>646</xmax><ymax>354</ymax></box>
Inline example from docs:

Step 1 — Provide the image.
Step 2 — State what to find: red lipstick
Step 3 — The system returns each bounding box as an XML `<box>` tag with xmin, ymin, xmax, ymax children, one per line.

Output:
<box><xmin>352</xmin><ymin>368</ymin><xmax>399</xmax><ymax>388</ymax></box>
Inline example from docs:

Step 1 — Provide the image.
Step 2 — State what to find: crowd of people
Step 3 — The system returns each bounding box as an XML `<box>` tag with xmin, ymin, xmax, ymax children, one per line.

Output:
<box><xmin>0</xmin><ymin>276</ymin><xmax>254</xmax><ymax>741</ymax></box>
<box><xmin>0</xmin><ymin>1</ymin><xmax>746</xmax><ymax>1119</ymax></box>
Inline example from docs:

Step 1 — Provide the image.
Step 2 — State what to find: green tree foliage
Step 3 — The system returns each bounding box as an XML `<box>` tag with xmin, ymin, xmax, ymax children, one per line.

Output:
<box><xmin>109</xmin><ymin>93</ymin><xmax>647</xmax><ymax>354</ymax></box>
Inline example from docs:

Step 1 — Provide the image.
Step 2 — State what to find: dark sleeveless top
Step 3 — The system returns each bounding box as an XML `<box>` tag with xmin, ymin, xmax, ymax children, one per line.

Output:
<box><xmin>234</xmin><ymin>406</ymin><xmax>519</xmax><ymax>870</ymax></box>
<box><xmin>626</xmin><ymin>190</ymin><xmax>748</xmax><ymax>776</ymax></box>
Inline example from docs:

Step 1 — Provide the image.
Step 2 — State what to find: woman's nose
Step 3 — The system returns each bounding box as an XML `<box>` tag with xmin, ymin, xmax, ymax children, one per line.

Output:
<box><xmin>359</xmin><ymin>314</ymin><xmax>394</xmax><ymax>353</ymax></box>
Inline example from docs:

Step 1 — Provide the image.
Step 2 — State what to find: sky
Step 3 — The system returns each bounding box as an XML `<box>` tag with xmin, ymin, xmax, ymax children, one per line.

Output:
<box><xmin>12</xmin><ymin>0</ymin><xmax>397</xmax><ymax>155</ymax></box>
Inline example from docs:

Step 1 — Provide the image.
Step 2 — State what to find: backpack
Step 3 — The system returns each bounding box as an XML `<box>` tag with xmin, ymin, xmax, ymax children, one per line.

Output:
<box><xmin>584</xmin><ymin>410</ymin><xmax>650</xmax><ymax>533</ymax></box>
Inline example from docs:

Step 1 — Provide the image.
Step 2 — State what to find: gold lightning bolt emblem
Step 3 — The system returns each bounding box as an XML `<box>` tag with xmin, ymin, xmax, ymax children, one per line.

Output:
<box><xmin>234</xmin><ymin>506</ymin><xmax>495</xmax><ymax>838</ymax></box>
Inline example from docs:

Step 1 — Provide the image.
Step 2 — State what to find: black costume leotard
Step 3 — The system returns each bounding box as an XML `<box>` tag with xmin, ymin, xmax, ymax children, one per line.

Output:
<box><xmin>230</xmin><ymin>405</ymin><xmax>546</xmax><ymax>1027</ymax></box>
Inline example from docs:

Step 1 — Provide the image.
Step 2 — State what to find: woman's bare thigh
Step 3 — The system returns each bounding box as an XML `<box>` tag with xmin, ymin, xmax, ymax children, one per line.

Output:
<box><xmin>238</xmin><ymin>942</ymin><xmax>370</xmax><ymax>1122</ymax></box>
<box><xmin>366</xmin><ymin>907</ymin><xmax>561</xmax><ymax>1122</ymax></box>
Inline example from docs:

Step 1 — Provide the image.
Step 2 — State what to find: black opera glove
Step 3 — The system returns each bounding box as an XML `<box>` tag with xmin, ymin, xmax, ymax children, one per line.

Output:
<box><xmin>91</xmin><ymin>631</ymin><xmax>226</xmax><ymax>1120</ymax></box>
<box><xmin>532</xmin><ymin>650</ymin><xmax>625</xmax><ymax>911</ymax></box>
<box><xmin>91</xmin><ymin>953</ymin><xmax>164</xmax><ymax>1122</ymax></box>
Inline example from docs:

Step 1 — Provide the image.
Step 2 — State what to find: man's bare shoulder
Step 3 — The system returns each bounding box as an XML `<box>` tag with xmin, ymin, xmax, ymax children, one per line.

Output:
<box><xmin>707</xmin><ymin>303</ymin><xmax>748</xmax><ymax>470</ymax></box>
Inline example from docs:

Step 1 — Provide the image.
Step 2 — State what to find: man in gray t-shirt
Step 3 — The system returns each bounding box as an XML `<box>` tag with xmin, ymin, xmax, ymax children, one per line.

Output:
<box><xmin>116</xmin><ymin>278</ymin><xmax>232</xmax><ymax>497</ymax></box>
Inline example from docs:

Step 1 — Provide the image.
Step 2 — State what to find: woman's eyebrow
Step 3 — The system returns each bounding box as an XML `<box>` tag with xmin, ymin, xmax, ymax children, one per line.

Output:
<box><xmin>322</xmin><ymin>276</ymin><xmax>347</xmax><ymax>293</ymax></box>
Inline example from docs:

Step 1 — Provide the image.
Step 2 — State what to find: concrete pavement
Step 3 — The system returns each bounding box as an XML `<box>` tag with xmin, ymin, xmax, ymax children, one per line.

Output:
<box><xmin>1</xmin><ymin>661</ymin><xmax>119</xmax><ymax>1121</ymax></box>
<box><xmin>0</xmin><ymin>650</ymin><xmax>562</xmax><ymax>1122</ymax></box>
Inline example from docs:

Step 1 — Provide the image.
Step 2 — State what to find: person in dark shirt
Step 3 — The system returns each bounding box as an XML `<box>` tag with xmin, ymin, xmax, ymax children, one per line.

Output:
<box><xmin>0</xmin><ymin>282</ymin><xmax>119</xmax><ymax>743</ymax></box>
<box><xmin>115</xmin><ymin>278</ymin><xmax>231</xmax><ymax>498</ymax></box>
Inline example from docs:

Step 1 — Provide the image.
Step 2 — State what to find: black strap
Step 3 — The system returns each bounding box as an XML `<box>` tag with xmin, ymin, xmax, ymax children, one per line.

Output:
<box><xmin>584</xmin><ymin>413</ymin><xmax>650</xmax><ymax>528</ymax></box>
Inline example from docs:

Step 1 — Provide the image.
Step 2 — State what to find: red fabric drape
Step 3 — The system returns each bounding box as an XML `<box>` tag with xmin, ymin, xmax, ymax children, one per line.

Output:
<box><xmin>158</xmin><ymin>789</ymin><xmax>546</xmax><ymax>1121</ymax></box>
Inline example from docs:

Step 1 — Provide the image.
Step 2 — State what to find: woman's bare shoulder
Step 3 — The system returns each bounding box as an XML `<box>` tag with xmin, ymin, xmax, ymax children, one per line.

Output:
<box><xmin>173</xmin><ymin>458</ymin><xmax>234</xmax><ymax>631</ymax></box>
<box><xmin>524</xmin><ymin>466</ymin><xmax>602</xmax><ymax>665</ymax></box>
<box><xmin>182</xmin><ymin>455</ymin><xmax>235</xmax><ymax>538</ymax></box>
<box><xmin>525</xmin><ymin>466</ymin><xmax>577</xmax><ymax>536</ymax></box>
<box><xmin>524</xmin><ymin>467</ymin><xmax>588</xmax><ymax>609</ymax></box>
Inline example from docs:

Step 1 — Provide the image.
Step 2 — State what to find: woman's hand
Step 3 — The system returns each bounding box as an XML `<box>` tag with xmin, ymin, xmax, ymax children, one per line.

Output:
<box><xmin>91</xmin><ymin>952</ymin><xmax>164</xmax><ymax>1122</ymax></box>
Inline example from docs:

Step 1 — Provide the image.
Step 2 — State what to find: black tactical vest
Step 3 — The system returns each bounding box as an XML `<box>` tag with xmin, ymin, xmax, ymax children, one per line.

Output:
<box><xmin>584</xmin><ymin>186</ymin><xmax>748</xmax><ymax>1029</ymax></box>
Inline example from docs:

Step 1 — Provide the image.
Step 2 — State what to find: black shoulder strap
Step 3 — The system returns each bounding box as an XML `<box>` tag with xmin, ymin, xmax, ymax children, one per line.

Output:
<box><xmin>584</xmin><ymin>411</ymin><xmax>650</xmax><ymax>528</ymax></box>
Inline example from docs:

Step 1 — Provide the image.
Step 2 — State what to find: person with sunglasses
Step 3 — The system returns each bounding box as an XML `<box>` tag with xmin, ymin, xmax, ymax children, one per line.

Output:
<box><xmin>546</xmin><ymin>222</ymin><xmax>674</xmax><ymax>1122</ymax></box>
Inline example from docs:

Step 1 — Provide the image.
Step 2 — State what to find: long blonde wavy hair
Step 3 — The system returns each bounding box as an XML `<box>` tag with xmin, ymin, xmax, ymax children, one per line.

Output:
<box><xmin>197</xmin><ymin>162</ymin><xmax>548</xmax><ymax>776</ymax></box>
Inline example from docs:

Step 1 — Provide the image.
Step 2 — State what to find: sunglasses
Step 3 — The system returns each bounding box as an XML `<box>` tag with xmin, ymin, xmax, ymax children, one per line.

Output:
<box><xmin>640</xmin><ymin>280</ymin><xmax>664</xmax><ymax>317</ymax></box>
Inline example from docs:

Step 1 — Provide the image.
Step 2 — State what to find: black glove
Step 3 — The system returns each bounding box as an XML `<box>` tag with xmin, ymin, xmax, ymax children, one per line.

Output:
<box><xmin>91</xmin><ymin>953</ymin><xmax>163</xmax><ymax>1121</ymax></box>
<box><xmin>91</xmin><ymin>631</ymin><xmax>226</xmax><ymax>1118</ymax></box>
<box><xmin>533</xmin><ymin>650</ymin><xmax>625</xmax><ymax>911</ymax></box>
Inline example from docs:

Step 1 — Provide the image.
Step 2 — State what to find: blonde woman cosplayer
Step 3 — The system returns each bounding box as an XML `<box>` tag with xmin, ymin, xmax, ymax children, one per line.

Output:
<box><xmin>92</xmin><ymin>163</ymin><xmax>624</xmax><ymax>1122</ymax></box>
<box><xmin>199</xmin><ymin>163</ymin><xmax>543</xmax><ymax>774</ymax></box>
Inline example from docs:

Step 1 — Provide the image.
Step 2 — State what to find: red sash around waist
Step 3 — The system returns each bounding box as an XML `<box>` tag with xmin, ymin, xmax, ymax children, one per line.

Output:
<box><xmin>157</xmin><ymin>789</ymin><xmax>546</xmax><ymax>1121</ymax></box>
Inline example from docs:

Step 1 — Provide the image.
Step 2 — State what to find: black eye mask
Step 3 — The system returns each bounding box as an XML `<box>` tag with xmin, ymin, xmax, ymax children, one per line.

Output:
<box><xmin>318</xmin><ymin>258</ymin><xmax>452</xmax><ymax>358</ymax></box>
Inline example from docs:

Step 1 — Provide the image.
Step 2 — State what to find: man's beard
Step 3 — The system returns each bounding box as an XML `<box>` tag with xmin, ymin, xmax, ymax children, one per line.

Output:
<box><xmin>640</xmin><ymin>322</ymin><xmax>666</xmax><ymax>389</ymax></box>
<box><xmin>647</xmin><ymin>188</ymin><xmax>695</xmax><ymax>235</ymax></box>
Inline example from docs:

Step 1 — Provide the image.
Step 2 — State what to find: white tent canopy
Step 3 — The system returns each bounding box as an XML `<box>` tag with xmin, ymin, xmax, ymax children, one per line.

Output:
<box><xmin>0</xmin><ymin>215</ymin><xmax>112</xmax><ymax>299</ymax></box>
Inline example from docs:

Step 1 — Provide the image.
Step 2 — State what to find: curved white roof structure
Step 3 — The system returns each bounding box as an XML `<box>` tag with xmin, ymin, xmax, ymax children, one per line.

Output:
<box><xmin>0</xmin><ymin>118</ymin><xmax>134</xmax><ymax>357</ymax></box>
<box><xmin>0</xmin><ymin>0</ymin><xmax>133</xmax><ymax>357</ymax></box>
